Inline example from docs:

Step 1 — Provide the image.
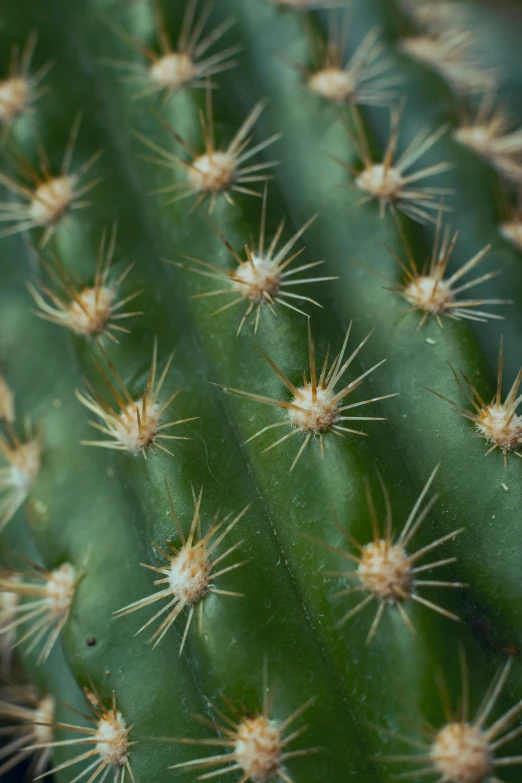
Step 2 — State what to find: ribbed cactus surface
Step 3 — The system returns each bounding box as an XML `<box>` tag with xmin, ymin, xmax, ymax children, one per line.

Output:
<box><xmin>1</xmin><ymin>1</ymin><xmax>522</xmax><ymax>782</ymax></box>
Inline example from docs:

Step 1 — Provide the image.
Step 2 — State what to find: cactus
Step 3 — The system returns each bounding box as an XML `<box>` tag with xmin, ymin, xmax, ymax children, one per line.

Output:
<box><xmin>1</xmin><ymin>1</ymin><xmax>522</xmax><ymax>782</ymax></box>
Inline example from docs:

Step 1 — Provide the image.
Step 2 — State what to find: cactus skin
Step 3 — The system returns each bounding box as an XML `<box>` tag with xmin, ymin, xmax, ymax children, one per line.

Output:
<box><xmin>1</xmin><ymin>1</ymin><xmax>522</xmax><ymax>782</ymax></box>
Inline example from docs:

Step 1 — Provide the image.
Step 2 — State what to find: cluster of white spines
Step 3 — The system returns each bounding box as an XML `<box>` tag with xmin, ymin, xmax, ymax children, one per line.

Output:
<box><xmin>0</xmin><ymin>419</ymin><xmax>41</xmax><ymax>531</ymax></box>
<box><xmin>0</xmin><ymin>32</ymin><xmax>53</xmax><ymax>138</ymax></box>
<box><xmin>0</xmin><ymin>560</ymin><xmax>77</xmax><ymax>662</ymax></box>
<box><xmin>388</xmin><ymin>655</ymin><xmax>522</xmax><ymax>783</ymax></box>
<box><xmin>0</xmin><ymin>685</ymin><xmax>55</xmax><ymax>777</ymax></box>
<box><xmin>0</xmin><ymin>113</ymin><xmax>103</xmax><ymax>247</ymax></box>
<box><xmin>105</xmin><ymin>0</ymin><xmax>240</xmax><ymax>101</ymax></box>
<box><xmin>113</xmin><ymin>486</ymin><xmax>248</xmax><ymax>653</ymax></box>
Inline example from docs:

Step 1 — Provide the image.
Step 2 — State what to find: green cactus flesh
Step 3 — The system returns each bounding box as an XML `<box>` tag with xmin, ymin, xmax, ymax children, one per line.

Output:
<box><xmin>1</xmin><ymin>1</ymin><xmax>522</xmax><ymax>782</ymax></box>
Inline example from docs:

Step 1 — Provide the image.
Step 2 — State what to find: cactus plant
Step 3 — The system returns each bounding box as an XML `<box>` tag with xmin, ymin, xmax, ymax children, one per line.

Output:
<box><xmin>1</xmin><ymin>1</ymin><xmax>522</xmax><ymax>782</ymax></box>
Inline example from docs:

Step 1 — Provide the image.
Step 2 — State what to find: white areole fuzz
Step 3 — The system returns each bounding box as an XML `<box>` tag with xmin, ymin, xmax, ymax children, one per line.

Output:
<box><xmin>45</xmin><ymin>563</ymin><xmax>76</xmax><ymax>619</ymax></box>
<box><xmin>188</xmin><ymin>151</ymin><xmax>237</xmax><ymax>194</ymax></box>
<box><xmin>149</xmin><ymin>52</ymin><xmax>197</xmax><ymax>90</ymax></box>
<box><xmin>308</xmin><ymin>68</ymin><xmax>356</xmax><ymax>104</ymax></box>
<box><xmin>0</xmin><ymin>375</ymin><xmax>14</xmax><ymax>423</ymax></box>
<box><xmin>401</xmin><ymin>36</ymin><xmax>448</xmax><ymax>67</ymax></box>
<box><xmin>357</xmin><ymin>540</ymin><xmax>413</xmax><ymax>602</ymax></box>
<box><xmin>235</xmin><ymin>716</ymin><xmax>283</xmax><ymax>783</ymax></box>
<box><xmin>32</xmin><ymin>695</ymin><xmax>55</xmax><ymax>745</ymax></box>
<box><xmin>167</xmin><ymin>544</ymin><xmax>211</xmax><ymax>605</ymax></box>
<box><xmin>95</xmin><ymin>711</ymin><xmax>130</xmax><ymax>770</ymax></box>
<box><xmin>455</xmin><ymin>125</ymin><xmax>496</xmax><ymax>157</ymax></box>
<box><xmin>0</xmin><ymin>581</ymin><xmax>19</xmax><ymax>620</ymax></box>
<box><xmin>7</xmin><ymin>438</ymin><xmax>41</xmax><ymax>494</ymax></box>
<box><xmin>232</xmin><ymin>255</ymin><xmax>281</xmax><ymax>302</ymax></box>
<box><xmin>0</xmin><ymin>578</ymin><xmax>20</xmax><ymax>664</ymax></box>
<box><xmin>0</xmin><ymin>77</ymin><xmax>29</xmax><ymax>123</ymax></box>
<box><xmin>288</xmin><ymin>385</ymin><xmax>339</xmax><ymax>434</ymax></box>
<box><xmin>476</xmin><ymin>405</ymin><xmax>522</xmax><ymax>454</ymax></box>
<box><xmin>28</xmin><ymin>175</ymin><xmax>77</xmax><ymax>226</ymax></box>
<box><xmin>114</xmin><ymin>397</ymin><xmax>161</xmax><ymax>454</ymax></box>
<box><xmin>404</xmin><ymin>275</ymin><xmax>453</xmax><ymax>314</ymax></box>
<box><xmin>430</xmin><ymin>723</ymin><xmax>493</xmax><ymax>783</ymax></box>
<box><xmin>356</xmin><ymin>163</ymin><xmax>404</xmax><ymax>203</ymax></box>
<box><xmin>64</xmin><ymin>286</ymin><xmax>116</xmax><ymax>336</ymax></box>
